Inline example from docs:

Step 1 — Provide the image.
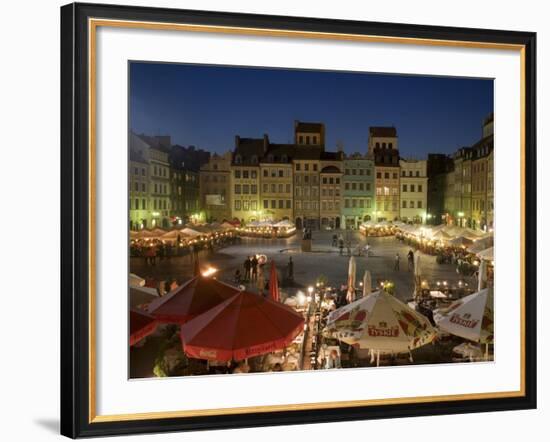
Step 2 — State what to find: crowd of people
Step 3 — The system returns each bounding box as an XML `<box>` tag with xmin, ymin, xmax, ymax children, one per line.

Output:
<box><xmin>130</xmin><ymin>235</ymin><xmax>240</xmax><ymax>264</ymax></box>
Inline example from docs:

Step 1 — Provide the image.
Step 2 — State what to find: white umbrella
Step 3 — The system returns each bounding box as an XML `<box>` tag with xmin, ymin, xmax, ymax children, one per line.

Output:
<box><xmin>477</xmin><ymin>247</ymin><xmax>494</xmax><ymax>261</ymax></box>
<box><xmin>346</xmin><ymin>256</ymin><xmax>356</xmax><ymax>303</ymax></box>
<box><xmin>434</xmin><ymin>288</ymin><xmax>494</xmax><ymax>345</ymax></box>
<box><xmin>467</xmin><ymin>235</ymin><xmax>494</xmax><ymax>253</ymax></box>
<box><xmin>129</xmin><ymin>273</ymin><xmax>145</xmax><ymax>288</ymax></box>
<box><xmin>324</xmin><ymin>291</ymin><xmax>436</xmax><ymax>365</ymax></box>
<box><xmin>362</xmin><ymin>270</ymin><xmax>372</xmax><ymax>297</ymax></box>
<box><xmin>181</xmin><ymin>227</ymin><xmax>201</xmax><ymax>237</ymax></box>
<box><xmin>478</xmin><ymin>259</ymin><xmax>487</xmax><ymax>291</ymax></box>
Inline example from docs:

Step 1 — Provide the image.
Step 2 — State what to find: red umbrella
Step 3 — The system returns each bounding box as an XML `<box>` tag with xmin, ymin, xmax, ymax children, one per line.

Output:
<box><xmin>147</xmin><ymin>276</ymin><xmax>240</xmax><ymax>324</ymax></box>
<box><xmin>180</xmin><ymin>291</ymin><xmax>304</xmax><ymax>362</ymax></box>
<box><xmin>130</xmin><ymin>308</ymin><xmax>157</xmax><ymax>346</ymax></box>
<box><xmin>269</xmin><ymin>260</ymin><xmax>279</xmax><ymax>302</ymax></box>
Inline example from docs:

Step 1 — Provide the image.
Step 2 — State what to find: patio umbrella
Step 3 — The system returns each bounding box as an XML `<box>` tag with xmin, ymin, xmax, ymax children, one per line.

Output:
<box><xmin>324</xmin><ymin>291</ymin><xmax>436</xmax><ymax>365</ymax></box>
<box><xmin>181</xmin><ymin>227</ymin><xmax>201</xmax><ymax>237</ymax></box>
<box><xmin>477</xmin><ymin>247</ymin><xmax>494</xmax><ymax>261</ymax></box>
<box><xmin>467</xmin><ymin>235</ymin><xmax>494</xmax><ymax>253</ymax></box>
<box><xmin>149</xmin><ymin>228</ymin><xmax>167</xmax><ymax>238</ymax></box>
<box><xmin>148</xmin><ymin>276</ymin><xmax>241</xmax><ymax>324</ymax></box>
<box><xmin>269</xmin><ymin>261</ymin><xmax>280</xmax><ymax>302</ymax></box>
<box><xmin>129</xmin><ymin>286</ymin><xmax>159</xmax><ymax>309</ymax></box>
<box><xmin>346</xmin><ymin>256</ymin><xmax>356</xmax><ymax>303</ymax></box>
<box><xmin>130</xmin><ymin>308</ymin><xmax>157</xmax><ymax>346</ymax></box>
<box><xmin>136</xmin><ymin>229</ymin><xmax>155</xmax><ymax>239</ymax></box>
<box><xmin>180</xmin><ymin>291</ymin><xmax>304</xmax><ymax>362</ymax></box>
<box><xmin>129</xmin><ymin>273</ymin><xmax>145</xmax><ymax>288</ymax></box>
<box><xmin>448</xmin><ymin>236</ymin><xmax>473</xmax><ymax>248</ymax></box>
<box><xmin>362</xmin><ymin>270</ymin><xmax>372</xmax><ymax>297</ymax></box>
<box><xmin>434</xmin><ymin>288</ymin><xmax>494</xmax><ymax>353</ymax></box>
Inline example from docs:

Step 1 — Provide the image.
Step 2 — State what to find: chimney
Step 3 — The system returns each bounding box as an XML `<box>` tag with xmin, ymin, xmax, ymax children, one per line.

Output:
<box><xmin>234</xmin><ymin>135</ymin><xmax>240</xmax><ymax>149</ymax></box>
<box><xmin>263</xmin><ymin>134</ymin><xmax>269</xmax><ymax>153</ymax></box>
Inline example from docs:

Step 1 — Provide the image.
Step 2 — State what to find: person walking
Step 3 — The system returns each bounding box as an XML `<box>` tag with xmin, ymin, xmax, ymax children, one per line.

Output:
<box><xmin>338</xmin><ymin>237</ymin><xmax>344</xmax><ymax>256</ymax></box>
<box><xmin>407</xmin><ymin>249</ymin><xmax>415</xmax><ymax>271</ymax></box>
<box><xmin>251</xmin><ymin>255</ymin><xmax>258</xmax><ymax>281</ymax></box>
<box><xmin>243</xmin><ymin>257</ymin><xmax>251</xmax><ymax>282</ymax></box>
<box><xmin>332</xmin><ymin>234</ymin><xmax>337</xmax><ymax>247</ymax></box>
<box><xmin>287</xmin><ymin>256</ymin><xmax>294</xmax><ymax>281</ymax></box>
<box><xmin>394</xmin><ymin>253</ymin><xmax>401</xmax><ymax>271</ymax></box>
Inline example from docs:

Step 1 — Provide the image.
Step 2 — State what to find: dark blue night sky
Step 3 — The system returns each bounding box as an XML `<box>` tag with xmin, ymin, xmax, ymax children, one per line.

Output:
<box><xmin>130</xmin><ymin>62</ymin><xmax>493</xmax><ymax>158</ymax></box>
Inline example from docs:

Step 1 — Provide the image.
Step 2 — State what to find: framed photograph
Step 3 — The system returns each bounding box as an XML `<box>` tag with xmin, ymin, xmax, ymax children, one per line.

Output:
<box><xmin>60</xmin><ymin>2</ymin><xmax>537</xmax><ymax>438</ymax></box>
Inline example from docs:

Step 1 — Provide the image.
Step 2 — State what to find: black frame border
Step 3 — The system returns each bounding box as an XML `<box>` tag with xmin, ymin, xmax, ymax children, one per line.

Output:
<box><xmin>60</xmin><ymin>2</ymin><xmax>537</xmax><ymax>438</ymax></box>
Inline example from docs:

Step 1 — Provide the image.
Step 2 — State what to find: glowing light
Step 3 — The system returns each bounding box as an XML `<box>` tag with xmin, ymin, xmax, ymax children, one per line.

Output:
<box><xmin>201</xmin><ymin>266</ymin><xmax>218</xmax><ymax>277</ymax></box>
<box><xmin>307</xmin><ymin>286</ymin><xmax>314</xmax><ymax>294</ymax></box>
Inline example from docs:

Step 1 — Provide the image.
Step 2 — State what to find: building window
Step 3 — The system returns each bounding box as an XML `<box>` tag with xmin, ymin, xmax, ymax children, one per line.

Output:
<box><xmin>235</xmin><ymin>170</ymin><xmax>241</xmax><ymax>178</ymax></box>
<box><xmin>234</xmin><ymin>184</ymin><xmax>241</xmax><ymax>194</ymax></box>
<box><xmin>376</xmin><ymin>187</ymin><xmax>382</xmax><ymax>195</ymax></box>
<box><xmin>278</xmin><ymin>200</ymin><xmax>283</xmax><ymax>209</ymax></box>
<box><xmin>402</xmin><ymin>171</ymin><xmax>406</xmax><ymax>177</ymax></box>
<box><xmin>366</xmin><ymin>199</ymin><xmax>371</xmax><ymax>208</ymax></box>
<box><xmin>359</xmin><ymin>199</ymin><xmax>364</xmax><ymax>208</ymax></box>
<box><xmin>384</xmin><ymin>172</ymin><xmax>389</xmax><ymax>179</ymax></box>
<box><xmin>142</xmin><ymin>199</ymin><xmax>146</xmax><ymax>210</ymax></box>
<box><xmin>322</xmin><ymin>177</ymin><xmax>327</xmax><ymax>184</ymax></box>
<box><xmin>295</xmin><ymin>163</ymin><xmax>301</xmax><ymax>171</ymax></box>
<box><xmin>417</xmin><ymin>201</ymin><xmax>423</xmax><ymax>208</ymax></box>
<box><xmin>389</xmin><ymin>143</ymin><xmax>393</xmax><ymax>149</ymax></box>
<box><xmin>263</xmin><ymin>183</ymin><xmax>268</xmax><ymax>193</ymax></box>
<box><xmin>305</xmin><ymin>164</ymin><xmax>309</xmax><ymax>171</ymax></box>
<box><xmin>416</xmin><ymin>171</ymin><xmax>420</xmax><ymax>177</ymax></box>
<box><xmin>359</xmin><ymin>169</ymin><xmax>364</xmax><ymax>176</ymax></box>
<box><xmin>366</xmin><ymin>169</ymin><xmax>371</xmax><ymax>176</ymax></box>
<box><xmin>344</xmin><ymin>199</ymin><xmax>350</xmax><ymax>208</ymax></box>
<box><xmin>271</xmin><ymin>184</ymin><xmax>276</xmax><ymax>193</ymax></box>
<box><xmin>393</xmin><ymin>173</ymin><xmax>398</xmax><ymax>179</ymax></box>
<box><xmin>286</xmin><ymin>200</ymin><xmax>291</xmax><ymax>209</ymax></box>
<box><xmin>296</xmin><ymin>200</ymin><xmax>301</xmax><ymax>210</ymax></box>
<box><xmin>392</xmin><ymin>188</ymin><xmax>398</xmax><ymax>195</ymax></box>
<box><xmin>263</xmin><ymin>169</ymin><xmax>268</xmax><ymax>177</ymax></box>
<box><xmin>366</xmin><ymin>183</ymin><xmax>371</xmax><ymax>191</ymax></box>
<box><xmin>243</xmin><ymin>170</ymin><xmax>249</xmax><ymax>179</ymax></box>
<box><xmin>377</xmin><ymin>172</ymin><xmax>382</xmax><ymax>179</ymax></box>
<box><xmin>418</xmin><ymin>184</ymin><xmax>423</xmax><ymax>192</ymax></box>
<box><xmin>299</xmin><ymin>136</ymin><xmax>304</xmax><ymax>144</ymax></box>
<box><xmin>242</xmin><ymin>185</ymin><xmax>249</xmax><ymax>194</ymax></box>
<box><xmin>329</xmin><ymin>177</ymin><xmax>334</xmax><ymax>184</ymax></box>
<box><xmin>243</xmin><ymin>200</ymin><xmax>249</xmax><ymax>211</ymax></box>
<box><xmin>251</xmin><ymin>201</ymin><xmax>257</xmax><ymax>210</ymax></box>
<box><xmin>352</xmin><ymin>169</ymin><xmax>357</xmax><ymax>175</ymax></box>
<box><xmin>376</xmin><ymin>142</ymin><xmax>380</xmax><ymax>148</ymax></box>
<box><xmin>410</xmin><ymin>184</ymin><xmax>415</xmax><ymax>192</ymax></box>
<box><xmin>384</xmin><ymin>187</ymin><xmax>390</xmax><ymax>196</ymax></box>
<box><xmin>305</xmin><ymin>136</ymin><xmax>310</xmax><ymax>144</ymax></box>
<box><xmin>359</xmin><ymin>183</ymin><xmax>364</xmax><ymax>191</ymax></box>
<box><xmin>251</xmin><ymin>185</ymin><xmax>257</xmax><ymax>194</ymax></box>
<box><xmin>286</xmin><ymin>184</ymin><xmax>291</xmax><ymax>193</ymax></box>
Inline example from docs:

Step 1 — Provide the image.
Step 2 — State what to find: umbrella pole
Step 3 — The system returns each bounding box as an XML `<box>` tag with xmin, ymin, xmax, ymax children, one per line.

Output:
<box><xmin>409</xmin><ymin>350</ymin><xmax>414</xmax><ymax>363</ymax></box>
<box><xmin>485</xmin><ymin>343</ymin><xmax>489</xmax><ymax>361</ymax></box>
<box><xmin>376</xmin><ymin>350</ymin><xmax>380</xmax><ymax>367</ymax></box>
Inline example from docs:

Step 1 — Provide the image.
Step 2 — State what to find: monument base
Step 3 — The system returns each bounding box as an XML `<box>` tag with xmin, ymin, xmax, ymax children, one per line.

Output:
<box><xmin>301</xmin><ymin>239</ymin><xmax>312</xmax><ymax>252</ymax></box>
